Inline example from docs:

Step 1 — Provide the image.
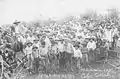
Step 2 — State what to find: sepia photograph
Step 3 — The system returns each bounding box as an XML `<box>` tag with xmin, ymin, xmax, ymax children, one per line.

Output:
<box><xmin>0</xmin><ymin>0</ymin><xmax>120</xmax><ymax>79</ymax></box>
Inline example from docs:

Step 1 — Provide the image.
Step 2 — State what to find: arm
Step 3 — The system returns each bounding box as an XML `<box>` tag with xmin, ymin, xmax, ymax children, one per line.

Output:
<box><xmin>87</xmin><ymin>42</ymin><xmax>90</xmax><ymax>49</ymax></box>
<box><xmin>23</xmin><ymin>49</ymin><xmax>27</xmax><ymax>56</ymax></box>
<box><xmin>93</xmin><ymin>42</ymin><xmax>96</xmax><ymax>50</ymax></box>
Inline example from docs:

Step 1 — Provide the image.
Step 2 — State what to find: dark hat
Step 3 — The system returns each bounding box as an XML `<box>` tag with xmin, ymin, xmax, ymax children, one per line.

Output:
<box><xmin>74</xmin><ymin>44</ymin><xmax>80</xmax><ymax>48</ymax></box>
<box><xmin>26</xmin><ymin>41</ymin><xmax>33</xmax><ymax>45</ymax></box>
<box><xmin>33</xmin><ymin>39</ymin><xmax>39</xmax><ymax>41</ymax></box>
<box><xmin>41</xmin><ymin>41</ymin><xmax>45</xmax><ymax>45</ymax></box>
<box><xmin>13</xmin><ymin>20</ymin><xmax>21</xmax><ymax>24</ymax></box>
<box><xmin>32</xmin><ymin>45</ymin><xmax>38</xmax><ymax>49</ymax></box>
<box><xmin>37</xmin><ymin>34</ymin><xmax>42</xmax><ymax>37</ymax></box>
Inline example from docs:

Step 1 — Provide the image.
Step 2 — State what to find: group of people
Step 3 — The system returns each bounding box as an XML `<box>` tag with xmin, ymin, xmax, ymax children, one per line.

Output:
<box><xmin>0</xmin><ymin>17</ymin><xmax>120</xmax><ymax>78</ymax></box>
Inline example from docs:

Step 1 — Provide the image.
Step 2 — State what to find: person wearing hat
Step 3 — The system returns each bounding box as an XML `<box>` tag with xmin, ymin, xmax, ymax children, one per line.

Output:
<box><xmin>104</xmin><ymin>27</ymin><xmax>114</xmax><ymax>47</ymax></box>
<box><xmin>39</xmin><ymin>41</ymin><xmax>48</xmax><ymax>57</ymax></box>
<box><xmin>26</xmin><ymin>34</ymin><xmax>34</xmax><ymax>43</ymax></box>
<box><xmin>73</xmin><ymin>45</ymin><xmax>82</xmax><ymax>69</ymax></box>
<box><xmin>57</xmin><ymin>39</ymin><xmax>64</xmax><ymax>53</ymax></box>
<box><xmin>87</xmin><ymin>38</ymin><xmax>96</xmax><ymax>62</ymax></box>
<box><xmin>51</xmin><ymin>41</ymin><xmax>58</xmax><ymax>55</ymax></box>
<box><xmin>44</xmin><ymin>36</ymin><xmax>52</xmax><ymax>54</ymax></box>
<box><xmin>113</xmin><ymin>36</ymin><xmax>120</xmax><ymax>59</ymax></box>
<box><xmin>13</xmin><ymin>20</ymin><xmax>21</xmax><ymax>25</ymax></box>
<box><xmin>13</xmin><ymin>20</ymin><xmax>21</xmax><ymax>35</ymax></box>
<box><xmin>32</xmin><ymin>45</ymin><xmax>39</xmax><ymax>74</ymax></box>
<box><xmin>64</xmin><ymin>40</ymin><xmax>74</xmax><ymax>70</ymax></box>
<box><xmin>33</xmin><ymin>38</ymin><xmax>40</xmax><ymax>47</ymax></box>
<box><xmin>57</xmin><ymin>39</ymin><xmax>66</xmax><ymax>70</ymax></box>
<box><xmin>24</xmin><ymin>41</ymin><xmax>33</xmax><ymax>69</ymax></box>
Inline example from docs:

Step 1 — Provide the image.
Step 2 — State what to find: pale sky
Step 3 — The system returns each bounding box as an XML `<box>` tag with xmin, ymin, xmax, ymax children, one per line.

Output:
<box><xmin>0</xmin><ymin>0</ymin><xmax>120</xmax><ymax>25</ymax></box>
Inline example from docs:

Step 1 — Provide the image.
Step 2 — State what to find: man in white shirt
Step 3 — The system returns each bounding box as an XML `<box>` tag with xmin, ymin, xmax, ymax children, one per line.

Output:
<box><xmin>51</xmin><ymin>43</ymin><xmax>58</xmax><ymax>54</ymax></box>
<box><xmin>57</xmin><ymin>40</ymin><xmax>67</xmax><ymax>71</ymax></box>
<box><xmin>87</xmin><ymin>38</ymin><xmax>96</xmax><ymax>62</ymax></box>
<box><xmin>73</xmin><ymin>46</ymin><xmax>82</xmax><ymax>58</ymax></box>
<box><xmin>57</xmin><ymin>40</ymin><xmax>64</xmax><ymax>53</ymax></box>
<box><xmin>27</xmin><ymin>35</ymin><xmax>33</xmax><ymax>43</ymax></box>
<box><xmin>24</xmin><ymin>42</ymin><xmax>33</xmax><ymax>55</ymax></box>
<box><xmin>33</xmin><ymin>38</ymin><xmax>40</xmax><ymax>49</ymax></box>
<box><xmin>64</xmin><ymin>40</ymin><xmax>74</xmax><ymax>71</ymax></box>
<box><xmin>13</xmin><ymin>20</ymin><xmax>21</xmax><ymax>34</ymax></box>
<box><xmin>39</xmin><ymin>41</ymin><xmax>48</xmax><ymax>56</ymax></box>
<box><xmin>104</xmin><ymin>28</ymin><xmax>114</xmax><ymax>49</ymax></box>
<box><xmin>24</xmin><ymin>41</ymin><xmax>33</xmax><ymax>68</ymax></box>
<box><xmin>44</xmin><ymin>36</ymin><xmax>52</xmax><ymax>54</ymax></box>
<box><xmin>87</xmin><ymin>38</ymin><xmax>96</xmax><ymax>51</ymax></box>
<box><xmin>32</xmin><ymin>45</ymin><xmax>39</xmax><ymax>74</ymax></box>
<box><xmin>65</xmin><ymin>41</ymin><xmax>74</xmax><ymax>54</ymax></box>
<box><xmin>73</xmin><ymin>45</ymin><xmax>82</xmax><ymax>69</ymax></box>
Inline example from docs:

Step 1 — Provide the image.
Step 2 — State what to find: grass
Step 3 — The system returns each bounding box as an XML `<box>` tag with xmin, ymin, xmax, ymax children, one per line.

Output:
<box><xmin>22</xmin><ymin>65</ymin><xmax>120</xmax><ymax>79</ymax></box>
<box><xmin>12</xmin><ymin>57</ymin><xmax>120</xmax><ymax>79</ymax></box>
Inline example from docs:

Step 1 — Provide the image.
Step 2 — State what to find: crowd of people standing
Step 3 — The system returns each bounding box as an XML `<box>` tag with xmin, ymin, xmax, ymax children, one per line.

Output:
<box><xmin>1</xmin><ymin>12</ymin><xmax>120</xmax><ymax>78</ymax></box>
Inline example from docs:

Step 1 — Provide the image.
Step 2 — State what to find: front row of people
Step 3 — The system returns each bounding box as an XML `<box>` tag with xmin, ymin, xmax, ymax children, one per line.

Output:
<box><xmin>0</xmin><ymin>36</ymin><xmax>113</xmax><ymax>75</ymax></box>
<box><xmin>23</xmin><ymin>38</ymin><xmax>84</xmax><ymax>74</ymax></box>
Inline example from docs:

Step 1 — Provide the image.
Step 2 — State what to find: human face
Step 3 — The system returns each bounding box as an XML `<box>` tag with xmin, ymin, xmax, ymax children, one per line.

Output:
<box><xmin>42</xmin><ymin>45</ymin><xmax>45</xmax><ymax>48</ymax></box>
<box><xmin>90</xmin><ymin>39</ymin><xmax>93</xmax><ymax>42</ymax></box>
<box><xmin>33</xmin><ymin>47</ymin><xmax>38</xmax><ymax>51</ymax></box>
<box><xmin>28</xmin><ymin>43</ymin><xmax>32</xmax><ymax>47</ymax></box>
<box><xmin>75</xmin><ymin>46</ymin><xmax>79</xmax><ymax>49</ymax></box>
<box><xmin>34</xmin><ymin>40</ymin><xmax>38</xmax><ymax>44</ymax></box>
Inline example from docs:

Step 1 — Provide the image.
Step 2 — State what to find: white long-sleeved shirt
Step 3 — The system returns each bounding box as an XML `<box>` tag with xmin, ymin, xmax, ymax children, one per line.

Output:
<box><xmin>44</xmin><ymin>37</ymin><xmax>52</xmax><ymax>51</ymax></box>
<box><xmin>33</xmin><ymin>43</ymin><xmax>40</xmax><ymax>48</ymax></box>
<box><xmin>73</xmin><ymin>47</ymin><xmax>82</xmax><ymax>58</ymax></box>
<box><xmin>15</xmin><ymin>26</ymin><xmax>19</xmax><ymax>33</ymax></box>
<box><xmin>18</xmin><ymin>35</ymin><xmax>25</xmax><ymax>42</ymax></box>
<box><xmin>19</xmin><ymin>24</ymin><xmax>27</xmax><ymax>34</ymax></box>
<box><xmin>57</xmin><ymin>42</ymin><xmax>64</xmax><ymax>52</ymax></box>
<box><xmin>51</xmin><ymin>44</ymin><xmax>58</xmax><ymax>54</ymax></box>
<box><xmin>87</xmin><ymin>41</ymin><xmax>96</xmax><ymax>50</ymax></box>
<box><xmin>117</xmin><ymin>39</ymin><xmax>120</xmax><ymax>47</ymax></box>
<box><xmin>66</xmin><ymin>42</ymin><xmax>74</xmax><ymax>53</ymax></box>
<box><xmin>44</xmin><ymin>37</ymin><xmax>51</xmax><ymax>47</ymax></box>
<box><xmin>32</xmin><ymin>49</ymin><xmax>39</xmax><ymax>58</ymax></box>
<box><xmin>104</xmin><ymin>29</ymin><xmax>113</xmax><ymax>42</ymax></box>
<box><xmin>0</xmin><ymin>55</ymin><xmax>3</xmax><ymax>63</ymax></box>
<box><xmin>39</xmin><ymin>47</ymin><xmax>48</xmax><ymax>56</ymax></box>
<box><xmin>24</xmin><ymin>46</ymin><xmax>32</xmax><ymax>55</ymax></box>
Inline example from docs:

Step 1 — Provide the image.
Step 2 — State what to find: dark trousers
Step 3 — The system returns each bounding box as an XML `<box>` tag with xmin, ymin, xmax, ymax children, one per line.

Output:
<box><xmin>33</xmin><ymin>57</ymin><xmax>39</xmax><ymax>74</ymax></box>
<box><xmin>59</xmin><ymin>51</ymin><xmax>73</xmax><ymax>71</ymax></box>
<box><xmin>59</xmin><ymin>52</ymin><xmax>66</xmax><ymax>70</ymax></box>
<box><xmin>88</xmin><ymin>49</ymin><xmax>95</xmax><ymax>62</ymax></box>
<box><xmin>65</xmin><ymin>52</ymin><xmax>73</xmax><ymax>71</ymax></box>
<box><xmin>0</xmin><ymin>63</ymin><xmax>2</xmax><ymax>77</ymax></box>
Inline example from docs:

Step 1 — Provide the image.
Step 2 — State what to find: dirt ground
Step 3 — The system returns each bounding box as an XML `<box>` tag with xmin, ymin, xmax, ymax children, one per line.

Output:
<box><xmin>22</xmin><ymin>60</ymin><xmax>120</xmax><ymax>79</ymax></box>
